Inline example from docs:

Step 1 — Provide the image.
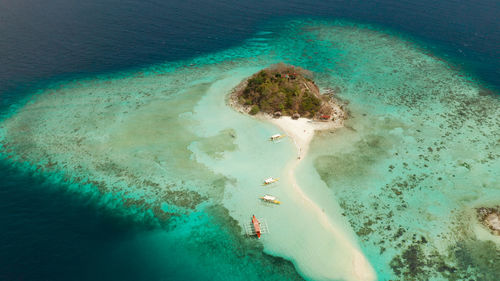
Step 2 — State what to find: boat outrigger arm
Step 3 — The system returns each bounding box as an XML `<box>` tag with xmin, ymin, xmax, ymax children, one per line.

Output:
<box><xmin>263</xmin><ymin>177</ymin><xmax>279</xmax><ymax>185</ymax></box>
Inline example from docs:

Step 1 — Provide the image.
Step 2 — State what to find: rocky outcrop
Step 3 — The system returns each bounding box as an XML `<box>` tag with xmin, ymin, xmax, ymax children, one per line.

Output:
<box><xmin>477</xmin><ymin>206</ymin><xmax>500</xmax><ymax>236</ymax></box>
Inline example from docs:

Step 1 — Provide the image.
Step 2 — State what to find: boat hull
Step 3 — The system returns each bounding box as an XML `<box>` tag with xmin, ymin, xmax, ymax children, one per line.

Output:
<box><xmin>252</xmin><ymin>215</ymin><xmax>261</xmax><ymax>238</ymax></box>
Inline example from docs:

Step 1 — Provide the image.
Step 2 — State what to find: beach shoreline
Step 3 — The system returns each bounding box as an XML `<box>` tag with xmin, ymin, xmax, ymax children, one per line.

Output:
<box><xmin>264</xmin><ymin>115</ymin><xmax>343</xmax><ymax>159</ymax></box>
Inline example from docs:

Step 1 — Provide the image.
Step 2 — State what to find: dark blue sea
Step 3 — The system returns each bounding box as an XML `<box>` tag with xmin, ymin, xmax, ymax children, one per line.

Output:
<box><xmin>0</xmin><ymin>1</ymin><xmax>499</xmax><ymax>280</ymax></box>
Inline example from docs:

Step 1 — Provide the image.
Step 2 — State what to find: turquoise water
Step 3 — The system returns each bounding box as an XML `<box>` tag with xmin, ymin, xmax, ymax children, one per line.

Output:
<box><xmin>1</xmin><ymin>19</ymin><xmax>499</xmax><ymax>280</ymax></box>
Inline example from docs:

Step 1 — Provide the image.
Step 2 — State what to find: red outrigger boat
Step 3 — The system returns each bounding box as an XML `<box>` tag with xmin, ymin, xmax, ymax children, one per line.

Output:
<box><xmin>245</xmin><ymin>216</ymin><xmax>268</xmax><ymax>238</ymax></box>
<box><xmin>252</xmin><ymin>215</ymin><xmax>261</xmax><ymax>238</ymax></box>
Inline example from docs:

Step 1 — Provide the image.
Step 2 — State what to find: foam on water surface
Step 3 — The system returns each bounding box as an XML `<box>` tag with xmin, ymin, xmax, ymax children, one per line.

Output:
<box><xmin>0</xmin><ymin>19</ymin><xmax>498</xmax><ymax>280</ymax></box>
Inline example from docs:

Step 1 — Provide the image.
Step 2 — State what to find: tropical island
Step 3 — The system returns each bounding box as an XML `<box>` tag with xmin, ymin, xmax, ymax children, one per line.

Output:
<box><xmin>229</xmin><ymin>63</ymin><xmax>346</xmax><ymax>160</ymax></box>
<box><xmin>230</xmin><ymin>63</ymin><xmax>343</xmax><ymax>121</ymax></box>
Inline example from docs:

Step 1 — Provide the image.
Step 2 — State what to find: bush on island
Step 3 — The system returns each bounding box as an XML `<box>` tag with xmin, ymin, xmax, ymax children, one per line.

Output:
<box><xmin>249</xmin><ymin>105</ymin><xmax>260</xmax><ymax>115</ymax></box>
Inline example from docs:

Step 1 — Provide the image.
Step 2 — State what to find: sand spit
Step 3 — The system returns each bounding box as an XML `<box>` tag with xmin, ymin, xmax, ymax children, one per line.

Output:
<box><xmin>268</xmin><ymin>116</ymin><xmax>376</xmax><ymax>281</ymax></box>
<box><xmin>285</xmin><ymin>143</ymin><xmax>375</xmax><ymax>281</ymax></box>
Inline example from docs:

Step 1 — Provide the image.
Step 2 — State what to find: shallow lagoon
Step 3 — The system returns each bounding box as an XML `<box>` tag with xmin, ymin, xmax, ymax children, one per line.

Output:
<box><xmin>1</xmin><ymin>19</ymin><xmax>499</xmax><ymax>280</ymax></box>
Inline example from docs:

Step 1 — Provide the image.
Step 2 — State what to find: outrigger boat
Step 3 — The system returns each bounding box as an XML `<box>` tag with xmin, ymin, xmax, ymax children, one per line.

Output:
<box><xmin>269</xmin><ymin>134</ymin><xmax>286</xmax><ymax>141</ymax></box>
<box><xmin>260</xmin><ymin>194</ymin><xmax>281</xmax><ymax>204</ymax></box>
<box><xmin>252</xmin><ymin>215</ymin><xmax>261</xmax><ymax>238</ymax></box>
<box><xmin>244</xmin><ymin>216</ymin><xmax>269</xmax><ymax>238</ymax></box>
<box><xmin>263</xmin><ymin>177</ymin><xmax>279</xmax><ymax>185</ymax></box>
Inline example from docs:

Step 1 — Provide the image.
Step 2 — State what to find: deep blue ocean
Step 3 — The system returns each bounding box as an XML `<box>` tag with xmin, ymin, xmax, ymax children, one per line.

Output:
<box><xmin>0</xmin><ymin>1</ymin><xmax>499</xmax><ymax>280</ymax></box>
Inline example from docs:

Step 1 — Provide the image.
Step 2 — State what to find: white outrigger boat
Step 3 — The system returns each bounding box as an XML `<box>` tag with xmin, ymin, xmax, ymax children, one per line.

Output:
<box><xmin>269</xmin><ymin>134</ymin><xmax>286</xmax><ymax>141</ymax></box>
<box><xmin>260</xmin><ymin>194</ymin><xmax>281</xmax><ymax>204</ymax></box>
<box><xmin>263</xmin><ymin>177</ymin><xmax>279</xmax><ymax>185</ymax></box>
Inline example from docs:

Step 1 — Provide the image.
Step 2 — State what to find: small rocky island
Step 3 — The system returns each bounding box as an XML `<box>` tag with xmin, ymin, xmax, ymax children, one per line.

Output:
<box><xmin>230</xmin><ymin>63</ymin><xmax>343</xmax><ymax>120</ymax></box>
<box><xmin>477</xmin><ymin>206</ymin><xmax>500</xmax><ymax>236</ymax></box>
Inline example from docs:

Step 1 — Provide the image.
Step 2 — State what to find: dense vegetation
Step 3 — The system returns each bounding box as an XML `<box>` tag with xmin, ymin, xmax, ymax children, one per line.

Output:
<box><xmin>236</xmin><ymin>64</ymin><xmax>330</xmax><ymax>117</ymax></box>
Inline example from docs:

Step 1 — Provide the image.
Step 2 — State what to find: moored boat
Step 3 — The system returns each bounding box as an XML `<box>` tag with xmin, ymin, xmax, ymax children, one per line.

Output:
<box><xmin>260</xmin><ymin>194</ymin><xmax>281</xmax><ymax>204</ymax></box>
<box><xmin>269</xmin><ymin>134</ymin><xmax>285</xmax><ymax>141</ymax></box>
<box><xmin>244</xmin><ymin>216</ymin><xmax>269</xmax><ymax>238</ymax></box>
<box><xmin>252</xmin><ymin>215</ymin><xmax>261</xmax><ymax>238</ymax></box>
<box><xmin>263</xmin><ymin>177</ymin><xmax>279</xmax><ymax>185</ymax></box>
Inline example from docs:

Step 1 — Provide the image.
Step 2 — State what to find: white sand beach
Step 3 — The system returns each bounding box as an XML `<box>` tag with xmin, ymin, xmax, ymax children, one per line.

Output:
<box><xmin>266</xmin><ymin>115</ymin><xmax>343</xmax><ymax>159</ymax></box>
